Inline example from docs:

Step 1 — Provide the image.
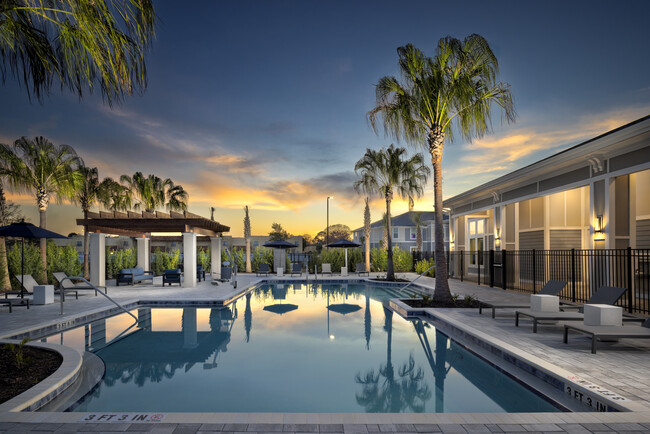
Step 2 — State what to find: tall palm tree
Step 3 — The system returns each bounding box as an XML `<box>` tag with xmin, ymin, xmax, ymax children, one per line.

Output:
<box><xmin>363</xmin><ymin>197</ymin><xmax>371</xmax><ymax>272</ymax></box>
<box><xmin>368</xmin><ymin>36</ymin><xmax>515</xmax><ymax>301</ymax></box>
<box><xmin>75</xmin><ymin>166</ymin><xmax>101</xmax><ymax>279</ymax></box>
<box><xmin>120</xmin><ymin>172</ymin><xmax>188</xmax><ymax>212</ymax></box>
<box><xmin>354</xmin><ymin>145</ymin><xmax>429</xmax><ymax>281</ymax></box>
<box><xmin>244</xmin><ymin>205</ymin><xmax>251</xmax><ymax>273</ymax></box>
<box><xmin>0</xmin><ymin>137</ymin><xmax>81</xmax><ymax>281</ymax></box>
<box><xmin>1</xmin><ymin>0</ymin><xmax>155</xmax><ymax>106</ymax></box>
<box><xmin>98</xmin><ymin>177</ymin><xmax>132</xmax><ymax>211</ymax></box>
<box><xmin>0</xmin><ymin>181</ymin><xmax>23</xmax><ymax>290</ymax></box>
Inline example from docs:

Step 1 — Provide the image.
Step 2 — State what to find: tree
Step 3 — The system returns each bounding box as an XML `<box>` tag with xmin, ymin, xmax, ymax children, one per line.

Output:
<box><xmin>411</xmin><ymin>212</ymin><xmax>423</xmax><ymax>253</ymax></box>
<box><xmin>368</xmin><ymin>36</ymin><xmax>515</xmax><ymax>299</ymax></box>
<box><xmin>381</xmin><ymin>212</ymin><xmax>388</xmax><ymax>250</ymax></box>
<box><xmin>268</xmin><ymin>223</ymin><xmax>290</xmax><ymax>241</ymax></box>
<box><xmin>120</xmin><ymin>172</ymin><xmax>188</xmax><ymax>212</ymax></box>
<box><xmin>0</xmin><ymin>181</ymin><xmax>23</xmax><ymax>290</ymax></box>
<box><xmin>98</xmin><ymin>177</ymin><xmax>131</xmax><ymax>211</ymax></box>
<box><xmin>354</xmin><ymin>145</ymin><xmax>429</xmax><ymax>280</ymax></box>
<box><xmin>0</xmin><ymin>137</ymin><xmax>81</xmax><ymax>281</ymax></box>
<box><xmin>363</xmin><ymin>197</ymin><xmax>371</xmax><ymax>273</ymax></box>
<box><xmin>243</xmin><ymin>206</ymin><xmax>251</xmax><ymax>273</ymax></box>
<box><xmin>314</xmin><ymin>224</ymin><xmax>352</xmax><ymax>246</ymax></box>
<box><xmin>301</xmin><ymin>233</ymin><xmax>314</xmax><ymax>246</ymax></box>
<box><xmin>75</xmin><ymin>165</ymin><xmax>100</xmax><ymax>279</ymax></box>
<box><xmin>0</xmin><ymin>0</ymin><xmax>156</xmax><ymax>106</ymax></box>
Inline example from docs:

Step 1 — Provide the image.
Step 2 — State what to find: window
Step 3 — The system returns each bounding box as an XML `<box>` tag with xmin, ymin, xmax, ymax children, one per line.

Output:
<box><xmin>393</xmin><ymin>227</ymin><xmax>399</xmax><ymax>239</ymax></box>
<box><xmin>405</xmin><ymin>228</ymin><xmax>411</xmax><ymax>240</ymax></box>
<box><xmin>253</xmin><ymin>241</ymin><xmax>259</xmax><ymax>247</ymax></box>
<box><xmin>76</xmin><ymin>241</ymin><xmax>82</xmax><ymax>247</ymax></box>
<box><xmin>410</xmin><ymin>229</ymin><xmax>416</xmax><ymax>240</ymax></box>
<box><xmin>468</xmin><ymin>218</ymin><xmax>486</xmax><ymax>266</ymax></box>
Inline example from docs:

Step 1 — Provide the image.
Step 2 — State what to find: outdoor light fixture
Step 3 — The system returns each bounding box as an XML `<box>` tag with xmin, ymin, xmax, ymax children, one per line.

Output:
<box><xmin>594</xmin><ymin>215</ymin><xmax>605</xmax><ymax>240</ymax></box>
<box><xmin>495</xmin><ymin>237</ymin><xmax>501</xmax><ymax>249</ymax></box>
<box><xmin>326</xmin><ymin>196</ymin><xmax>333</xmax><ymax>247</ymax></box>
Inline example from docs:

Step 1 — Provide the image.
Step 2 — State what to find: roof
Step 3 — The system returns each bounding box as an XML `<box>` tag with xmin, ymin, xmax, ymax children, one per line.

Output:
<box><xmin>353</xmin><ymin>210</ymin><xmax>446</xmax><ymax>232</ymax></box>
<box><xmin>77</xmin><ymin>210</ymin><xmax>230</xmax><ymax>237</ymax></box>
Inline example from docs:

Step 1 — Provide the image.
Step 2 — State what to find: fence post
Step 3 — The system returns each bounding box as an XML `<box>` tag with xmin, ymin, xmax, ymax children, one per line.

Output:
<box><xmin>489</xmin><ymin>249</ymin><xmax>495</xmax><ymax>287</ymax></box>
<box><xmin>571</xmin><ymin>248</ymin><xmax>576</xmax><ymax>302</ymax></box>
<box><xmin>478</xmin><ymin>249</ymin><xmax>481</xmax><ymax>285</ymax></box>
<box><xmin>460</xmin><ymin>252</ymin><xmax>464</xmax><ymax>282</ymax></box>
<box><xmin>627</xmin><ymin>247</ymin><xmax>633</xmax><ymax>314</ymax></box>
<box><xmin>502</xmin><ymin>249</ymin><xmax>507</xmax><ymax>290</ymax></box>
<box><xmin>532</xmin><ymin>249</ymin><xmax>537</xmax><ymax>294</ymax></box>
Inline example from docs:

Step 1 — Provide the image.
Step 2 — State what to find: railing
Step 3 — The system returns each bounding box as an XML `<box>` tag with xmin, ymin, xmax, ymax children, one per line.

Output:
<box><xmin>58</xmin><ymin>276</ymin><xmax>138</xmax><ymax>321</ymax></box>
<box><xmin>439</xmin><ymin>248</ymin><xmax>650</xmax><ymax>315</ymax></box>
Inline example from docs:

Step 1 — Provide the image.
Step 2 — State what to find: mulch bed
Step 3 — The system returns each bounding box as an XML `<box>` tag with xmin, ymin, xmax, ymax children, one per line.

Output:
<box><xmin>403</xmin><ymin>298</ymin><xmax>481</xmax><ymax>309</ymax></box>
<box><xmin>0</xmin><ymin>345</ymin><xmax>63</xmax><ymax>404</ymax></box>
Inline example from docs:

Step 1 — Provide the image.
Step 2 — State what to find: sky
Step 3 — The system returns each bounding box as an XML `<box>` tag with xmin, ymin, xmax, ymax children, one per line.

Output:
<box><xmin>1</xmin><ymin>0</ymin><xmax>649</xmax><ymax>238</ymax></box>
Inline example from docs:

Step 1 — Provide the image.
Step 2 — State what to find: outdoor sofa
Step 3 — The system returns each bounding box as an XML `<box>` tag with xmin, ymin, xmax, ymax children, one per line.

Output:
<box><xmin>563</xmin><ymin>317</ymin><xmax>650</xmax><ymax>353</ymax></box>
<box><xmin>478</xmin><ymin>280</ymin><xmax>568</xmax><ymax>318</ymax></box>
<box><xmin>515</xmin><ymin>286</ymin><xmax>644</xmax><ymax>333</ymax></box>
<box><xmin>116</xmin><ymin>267</ymin><xmax>154</xmax><ymax>286</ymax></box>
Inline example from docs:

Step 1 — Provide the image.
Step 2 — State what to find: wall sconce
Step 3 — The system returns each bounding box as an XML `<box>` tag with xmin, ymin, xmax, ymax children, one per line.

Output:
<box><xmin>495</xmin><ymin>237</ymin><xmax>501</xmax><ymax>249</ymax></box>
<box><xmin>593</xmin><ymin>215</ymin><xmax>605</xmax><ymax>240</ymax></box>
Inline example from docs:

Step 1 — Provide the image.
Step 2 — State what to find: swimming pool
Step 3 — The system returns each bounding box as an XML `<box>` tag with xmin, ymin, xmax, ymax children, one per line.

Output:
<box><xmin>43</xmin><ymin>283</ymin><xmax>560</xmax><ymax>413</ymax></box>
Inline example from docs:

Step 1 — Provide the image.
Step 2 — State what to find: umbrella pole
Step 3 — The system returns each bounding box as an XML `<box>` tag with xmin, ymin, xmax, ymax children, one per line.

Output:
<box><xmin>20</xmin><ymin>238</ymin><xmax>25</xmax><ymax>299</ymax></box>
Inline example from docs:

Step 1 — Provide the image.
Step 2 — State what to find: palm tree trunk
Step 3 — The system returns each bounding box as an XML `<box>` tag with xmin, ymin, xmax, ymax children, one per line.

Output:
<box><xmin>429</xmin><ymin>130</ymin><xmax>451</xmax><ymax>302</ymax></box>
<box><xmin>245</xmin><ymin>239</ymin><xmax>251</xmax><ymax>273</ymax></box>
<box><xmin>83</xmin><ymin>209</ymin><xmax>90</xmax><ymax>280</ymax></box>
<box><xmin>0</xmin><ymin>236</ymin><xmax>10</xmax><ymax>290</ymax></box>
<box><xmin>39</xmin><ymin>208</ymin><xmax>48</xmax><ymax>283</ymax></box>
<box><xmin>385</xmin><ymin>191</ymin><xmax>394</xmax><ymax>280</ymax></box>
<box><xmin>365</xmin><ymin>236</ymin><xmax>370</xmax><ymax>272</ymax></box>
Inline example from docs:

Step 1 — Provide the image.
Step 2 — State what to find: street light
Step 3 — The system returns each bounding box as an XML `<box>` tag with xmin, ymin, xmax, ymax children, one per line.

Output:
<box><xmin>326</xmin><ymin>196</ymin><xmax>333</xmax><ymax>247</ymax></box>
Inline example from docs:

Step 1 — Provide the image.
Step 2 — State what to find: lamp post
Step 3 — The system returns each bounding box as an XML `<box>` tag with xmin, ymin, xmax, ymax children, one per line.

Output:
<box><xmin>327</xmin><ymin>196</ymin><xmax>333</xmax><ymax>248</ymax></box>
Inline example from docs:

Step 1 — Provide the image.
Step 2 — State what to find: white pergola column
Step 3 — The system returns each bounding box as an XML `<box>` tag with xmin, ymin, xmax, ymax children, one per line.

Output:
<box><xmin>183</xmin><ymin>232</ymin><xmax>197</xmax><ymax>287</ymax></box>
<box><xmin>210</xmin><ymin>236</ymin><xmax>222</xmax><ymax>279</ymax></box>
<box><xmin>89</xmin><ymin>233</ymin><xmax>105</xmax><ymax>287</ymax></box>
<box><xmin>136</xmin><ymin>237</ymin><xmax>151</xmax><ymax>270</ymax></box>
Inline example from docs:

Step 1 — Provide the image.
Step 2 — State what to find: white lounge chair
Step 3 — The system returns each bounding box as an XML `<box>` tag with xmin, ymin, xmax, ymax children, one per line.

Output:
<box><xmin>321</xmin><ymin>263</ymin><xmax>332</xmax><ymax>275</ymax></box>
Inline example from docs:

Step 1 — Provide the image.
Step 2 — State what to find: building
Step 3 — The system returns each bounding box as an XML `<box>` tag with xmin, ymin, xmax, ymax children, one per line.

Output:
<box><xmin>352</xmin><ymin>210</ymin><xmax>449</xmax><ymax>252</ymax></box>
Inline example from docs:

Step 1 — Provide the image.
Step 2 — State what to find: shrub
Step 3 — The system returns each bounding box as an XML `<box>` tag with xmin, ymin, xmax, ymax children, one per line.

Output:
<box><xmin>46</xmin><ymin>241</ymin><xmax>82</xmax><ymax>283</ymax></box>
<box><xmin>414</xmin><ymin>258</ymin><xmax>435</xmax><ymax>277</ymax></box>
<box><xmin>7</xmin><ymin>241</ymin><xmax>44</xmax><ymax>289</ymax></box>
<box><xmin>105</xmin><ymin>248</ymin><xmax>136</xmax><ymax>278</ymax></box>
<box><xmin>251</xmin><ymin>246</ymin><xmax>273</xmax><ymax>272</ymax></box>
<box><xmin>197</xmin><ymin>249</ymin><xmax>211</xmax><ymax>272</ymax></box>
<box><xmin>370</xmin><ymin>248</ymin><xmax>387</xmax><ymax>272</ymax></box>
<box><xmin>392</xmin><ymin>247</ymin><xmax>413</xmax><ymax>272</ymax></box>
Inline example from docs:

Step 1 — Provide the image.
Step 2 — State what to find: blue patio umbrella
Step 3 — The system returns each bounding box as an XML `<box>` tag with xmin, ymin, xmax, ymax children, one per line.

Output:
<box><xmin>326</xmin><ymin>239</ymin><xmax>361</xmax><ymax>266</ymax></box>
<box><xmin>327</xmin><ymin>303</ymin><xmax>362</xmax><ymax>315</ymax></box>
<box><xmin>263</xmin><ymin>303</ymin><xmax>298</xmax><ymax>315</ymax></box>
<box><xmin>0</xmin><ymin>220</ymin><xmax>67</xmax><ymax>298</ymax></box>
<box><xmin>263</xmin><ymin>240</ymin><xmax>298</xmax><ymax>249</ymax></box>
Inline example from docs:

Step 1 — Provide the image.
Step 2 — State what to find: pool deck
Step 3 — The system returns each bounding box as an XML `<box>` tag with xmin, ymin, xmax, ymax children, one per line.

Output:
<box><xmin>1</xmin><ymin>274</ymin><xmax>649</xmax><ymax>433</ymax></box>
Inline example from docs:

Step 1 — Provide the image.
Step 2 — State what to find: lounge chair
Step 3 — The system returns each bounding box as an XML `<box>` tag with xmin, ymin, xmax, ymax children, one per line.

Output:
<box><xmin>321</xmin><ymin>263</ymin><xmax>332</xmax><ymax>275</ymax></box>
<box><xmin>0</xmin><ymin>298</ymin><xmax>29</xmax><ymax>312</ymax></box>
<box><xmin>257</xmin><ymin>263</ymin><xmax>270</xmax><ymax>276</ymax></box>
<box><xmin>478</xmin><ymin>280</ymin><xmax>568</xmax><ymax>318</ymax></box>
<box><xmin>515</xmin><ymin>286</ymin><xmax>643</xmax><ymax>333</ymax></box>
<box><xmin>563</xmin><ymin>318</ymin><xmax>650</xmax><ymax>353</ymax></box>
<box><xmin>4</xmin><ymin>275</ymin><xmax>78</xmax><ymax>301</ymax></box>
<box><xmin>356</xmin><ymin>263</ymin><xmax>369</xmax><ymax>276</ymax></box>
<box><xmin>291</xmin><ymin>263</ymin><xmax>302</xmax><ymax>276</ymax></box>
<box><xmin>162</xmin><ymin>269</ymin><xmax>182</xmax><ymax>286</ymax></box>
<box><xmin>53</xmin><ymin>272</ymin><xmax>105</xmax><ymax>296</ymax></box>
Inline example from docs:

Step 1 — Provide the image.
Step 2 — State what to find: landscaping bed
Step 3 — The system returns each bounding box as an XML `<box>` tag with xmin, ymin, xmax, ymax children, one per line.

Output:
<box><xmin>0</xmin><ymin>345</ymin><xmax>62</xmax><ymax>404</ymax></box>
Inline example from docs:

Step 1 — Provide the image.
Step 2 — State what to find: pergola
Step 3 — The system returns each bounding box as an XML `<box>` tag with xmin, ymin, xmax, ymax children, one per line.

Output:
<box><xmin>77</xmin><ymin>210</ymin><xmax>230</xmax><ymax>288</ymax></box>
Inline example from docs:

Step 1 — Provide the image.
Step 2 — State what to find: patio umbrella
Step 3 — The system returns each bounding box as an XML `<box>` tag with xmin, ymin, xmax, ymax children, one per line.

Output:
<box><xmin>0</xmin><ymin>220</ymin><xmax>68</xmax><ymax>298</ymax></box>
<box><xmin>263</xmin><ymin>303</ymin><xmax>298</xmax><ymax>315</ymax></box>
<box><xmin>263</xmin><ymin>240</ymin><xmax>297</xmax><ymax>272</ymax></box>
<box><xmin>327</xmin><ymin>303</ymin><xmax>362</xmax><ymax>315</ymax></box>
<box><xmin>326</xmin><ymin>239</ymin><xmax>361</xmax><ymax>267</ymax></box>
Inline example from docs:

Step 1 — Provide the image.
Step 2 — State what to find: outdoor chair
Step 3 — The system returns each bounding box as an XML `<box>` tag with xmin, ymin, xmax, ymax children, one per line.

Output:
<box><xmin>291</xmin><ymin>263</ymin><xmax>302</xmax><ymax>276</ymax></box>
<box><xmin>162</xmin><ymin>269</ymin><xmax>182</xmax><ymax>286</ymax></box>
<box><xmin>478</xmin><ymin>280</ymin><xmax>567</xmax><ymax>318</ymax></box>
<box><xmin>563</xmin><ymin>317</ymin><xmax>650</xmax><ymax>354</ymax></box>
<box><xmin>257</xmin><ymin>263</ymin><xmax>270</xmax><ymax>276</ymax></box>
<box><xmin>4</xmin><ymin>274</ymin><xmax>78</xmax><ymax>301</ymax></box>
<box><xmin>515</xmin><ymin>286</ymin><xmax>644</xmax><ymax>333</ymax></box>
<box><xmin>197</xmin><ymin>265</ymin><xmax>206</xmax><ymax>282</ymax></box>
<box><xmin>356</xmin><ymin>263</ymin><xmax>369</xmax><ymax>276</ymax></box>
<box><xmin>53</xmin><ymin>272</ymin><xmax>106</xmax><ymax>295</ymax></box>
<box><xmin>321</xmin><ymin>263</ymin><xmax>332</xmax><ymax>275</ymax></box>
<box><xmin>0</xmin><ymin>298</ymin><xmax>29</xmax><ymax>312</ymax></box>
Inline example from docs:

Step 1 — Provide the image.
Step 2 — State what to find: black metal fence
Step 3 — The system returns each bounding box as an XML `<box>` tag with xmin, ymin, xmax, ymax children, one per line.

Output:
<box><xmin>413</xmin><ymin>249</ymin><xmax>650</xmax><ymax>315</ymax></box>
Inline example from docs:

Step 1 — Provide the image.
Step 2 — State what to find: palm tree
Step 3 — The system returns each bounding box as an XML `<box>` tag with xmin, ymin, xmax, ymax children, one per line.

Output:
<box><xmin>0</xmin><ymin>137</ymin><xmax>81</xmax><ymax>281</ymax></box>
<box><xmin>98</xmin><ymin>177</ymin><xmax>132</xmax><ymax>211</ymax></box>
<box><xmin>0</xmin><ymin>181</ymin><xmax>23</xmax><ymax>290</ymax></box>
<box><xmin>244</xmin><ymin>206</ymin><xmax>251</xmax><ymax>273</ymax></box>
<box><xmin>363</xmin><ymin>197</ymin><xmax>371</xmax><ymax>273</ymax></box>
<box><xmin>0</xmin><ymin>0</ymin><xmax>155</xmax><ymax>106</ymax></box>
<box><xmin>75</xmin><ymin>166</ymin><xmax>101</xmax><ymax>279</ymax></box>
<box><xmin>120</xmin><ymin>172</ymin><xmax>188</xmax><ymax>212</ymax></box>
<box><xmin>354</xmin><ymin>145</ymin><xmax>429</xmax><ymax>281</ymax></box>
<box><xmin>368</xmin><ymin>36</ymin><xmax>515</xmax><ymax>301</ymax></box>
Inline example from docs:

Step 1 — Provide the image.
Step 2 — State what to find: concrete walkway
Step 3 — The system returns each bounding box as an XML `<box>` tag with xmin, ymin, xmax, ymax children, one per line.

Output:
<box><xmin>1</xmin><ymin>274</ymin><xmax>650</xmax><ymax>433</ymax></box>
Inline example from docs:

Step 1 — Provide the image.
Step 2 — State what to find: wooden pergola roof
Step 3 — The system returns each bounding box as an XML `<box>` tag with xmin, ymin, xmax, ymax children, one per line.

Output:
<box><xmin>77</xmin><ymin>210</ymin><xmax>230</xmax><ymax>237</ymax></box>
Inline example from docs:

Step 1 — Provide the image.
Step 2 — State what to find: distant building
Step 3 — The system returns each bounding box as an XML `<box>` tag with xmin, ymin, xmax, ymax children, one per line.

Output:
<box><xmin>352</xmin><ymin>210</ymin><xmax>449</xmax><ymax>252</ymax></box>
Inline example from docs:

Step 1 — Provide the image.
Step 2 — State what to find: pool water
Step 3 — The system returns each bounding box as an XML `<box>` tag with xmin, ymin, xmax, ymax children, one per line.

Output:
<box><xmin>44</xmin><ymin>283</ymin><xmax>559</xmax><ymax>413</ymax></box>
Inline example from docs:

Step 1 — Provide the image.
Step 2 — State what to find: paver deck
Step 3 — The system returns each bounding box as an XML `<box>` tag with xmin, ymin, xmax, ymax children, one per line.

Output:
<box><xmin>1</xmin><ymin>273</ymin><xmax>649</xmax><ymax>433</ymax></box>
